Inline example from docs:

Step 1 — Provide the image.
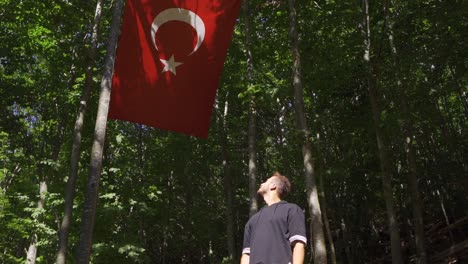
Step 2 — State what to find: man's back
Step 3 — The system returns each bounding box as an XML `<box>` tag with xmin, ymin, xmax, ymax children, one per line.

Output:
<box><xmin>242</xmin><ymin>201</ymin><xmax>307</xmax><ymax>264</ymax></box>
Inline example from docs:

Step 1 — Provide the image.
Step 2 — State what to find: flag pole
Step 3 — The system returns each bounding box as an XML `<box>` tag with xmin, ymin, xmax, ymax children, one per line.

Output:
<box><xmin>75</xmin><ymin>0</ymin><xmax>125</xmax><ymax>262</ymax></box>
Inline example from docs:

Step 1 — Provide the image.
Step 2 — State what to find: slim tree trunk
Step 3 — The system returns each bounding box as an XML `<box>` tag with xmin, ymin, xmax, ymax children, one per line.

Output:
<box><xmin>217</xmin><ymin>95</ymin><xmax>236</xmax><ymax>263</ymax></box>
<box><xmin>75</xmin><ymin>0</ymin><xmax>124</xmax><ymax>262</ymax></box>
<box><xmin>26</xmin><ymin>235</ymin><xmax>38</xmax><ymax>264</ymax></box>
<box><xmin>437</xmin><ymin>189</ymin><xmax>455</xmax><ymax>245</ymax></box>
<box><xmin>317</xmin><ymin>124</ymin><xmax>338</xmax><ymax>263</ymax></box>
<box><xmin>278</xmin><ymin>104</ymin><xmax>291</xmax><ymax>172</ymax></box>
<box><xmin>27</xmin><ymin>125</ymin><xmax>64</xmax><ymax>264</ymax></box>
<box><xmin>247</xmin><ymin>103</ymin><xmax>258</xmax><ymax>217</ymax></box>
<box><xmin>57</xmin><ymin>1</ymin><xmax>105</xmax><ymax>263</ymax></box>
<box><xmin>161</xmin><ymin>170</ymin><xmax>175</xmax><ymax>264</ymax></box>
<box><xmin>287</xmin><ymin>0</ymin><xmax>327</xmax><ymax>263</ymax></box>
<box><xmin>318</xmin><ymin>160</ymin><xmax>337</xmax><ymax>264</ymax></box>
<box><xmin>341</xmin><ymin>218</ymin><xmax>354</xmax><ymax>264</ymax></box>
<box><xmin>449</xmin><ymin>67</ymin><xmax>468</xmax><ymax>118</ymax></box>
<box><xmin>243</xmin><ymin>0</ymin><xmax>258</xmax><ymax>217</ymax></box>
<box><xmin>360</xmin><ymin>0</ymin><xmax>403</xmax><ymax>263</ymax></box>
<box><xmin>26</xmin><ymin>180</ymin><xmax>47</xmax><ymax>264</ymax></box>
<box><xmin>383</xmin><ymin>1</ymin><xmax>427</xmax><ymax>263</ymax></box>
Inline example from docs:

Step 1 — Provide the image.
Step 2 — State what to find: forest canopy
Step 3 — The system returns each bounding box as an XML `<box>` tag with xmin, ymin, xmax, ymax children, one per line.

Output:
<box><xmin>0</xmin><ymin>0</ymin><xmax>466</xmax><ymax>263</ymax></box>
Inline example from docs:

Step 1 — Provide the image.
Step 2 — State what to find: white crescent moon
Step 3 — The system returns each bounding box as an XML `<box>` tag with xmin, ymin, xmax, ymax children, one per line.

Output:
<box><xmin>151</xmin><ymin>8</ymin><xmax>205</xmax><ymax>56</ymax></box>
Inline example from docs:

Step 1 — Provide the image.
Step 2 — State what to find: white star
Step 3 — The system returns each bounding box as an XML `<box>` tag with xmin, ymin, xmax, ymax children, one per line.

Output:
<box><xmin>160</xmin><ymin>55</ymin><xmax>183</xmax><ymax>75</ymax></box>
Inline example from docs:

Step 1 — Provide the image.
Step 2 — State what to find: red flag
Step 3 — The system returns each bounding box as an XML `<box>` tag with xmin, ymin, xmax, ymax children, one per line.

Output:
<box><xmin>109</xmin><ymin>0</ymin><xmax>242</xmax><ymax>138</ymax></box>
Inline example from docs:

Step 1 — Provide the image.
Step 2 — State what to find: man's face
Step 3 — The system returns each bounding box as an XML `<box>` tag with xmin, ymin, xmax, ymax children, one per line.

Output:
<box><xmin>257</xmin><ymin>176</ymin><xmax>275</xmax><ymax>195</ymax></box>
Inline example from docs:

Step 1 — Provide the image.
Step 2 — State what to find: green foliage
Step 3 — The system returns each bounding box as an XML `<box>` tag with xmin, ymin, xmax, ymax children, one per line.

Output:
<box><xmin>0</xmin><ymin>0</ymin><xmax>466</xmax><ymax>263</ymax></box>
<box><xmin>118</xmin><ymin>244</ymin><xmax>147</xmax><ymax>263</ymax></box>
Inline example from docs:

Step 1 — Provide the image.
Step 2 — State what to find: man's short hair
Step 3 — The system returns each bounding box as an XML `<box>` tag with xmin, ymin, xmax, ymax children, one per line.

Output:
<box><xmin>271</xmin><ymin>172</ymin><xmax>291</xmax><ymax>199</ymax></box>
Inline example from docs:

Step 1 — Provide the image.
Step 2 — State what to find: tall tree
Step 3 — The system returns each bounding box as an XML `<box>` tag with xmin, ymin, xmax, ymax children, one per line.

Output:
<box><xmin>1</xmin><ymin>0</ymin><xmax>466</xmax><ymax>263</ymax></box>
<box><xmin>287</xmin><ymin>0</ymin><xmax>327</xmax><ymax>263</ymax></box>
<box><xmin>317</xmin><ymin>158</ymin><xmax>337</xmax><ymax>264</ymax></box>
<box><xmin>360</xmin><ymin>0</ymin><xmax>403</xmax><ymax>263</ymax></box>
<box><xmin>217</xmin><ymin>94</ymin><xmax>236</xmax><ymax>263</ymax></box>
<box><xmin>243</xmin><ymin>0</ymin><xmax>258</xmax><ymax>217</ymax></box>
<box><xmin>383</xmin><ymin>0</ymin><xmax>427</xmax><ymax>263</ymax></box>
<box><xmin>56</xmin><ymin>1</ymin><xmax>105</xmax><ymax>263</ymax></box>
<box><xmin>75</xmin><ymin>0</ymin><xmax>124</xmax><ymax>262</ymax></box>
<box><xmin>26</xmin><ymin>171</ymin><xmax>46</xmax><ymax>264</ymax></box>
<box><xmin>27</xmin><ymin>122</ymin><xmax>64</xmax><ymax>263</ymax></box>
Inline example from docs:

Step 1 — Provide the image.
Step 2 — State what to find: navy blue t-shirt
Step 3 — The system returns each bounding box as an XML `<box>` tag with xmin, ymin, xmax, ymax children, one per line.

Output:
<box><xmin>242</xmin><ymin>201</ymin><xmax>307</xmax><ymax>264</ymax></box>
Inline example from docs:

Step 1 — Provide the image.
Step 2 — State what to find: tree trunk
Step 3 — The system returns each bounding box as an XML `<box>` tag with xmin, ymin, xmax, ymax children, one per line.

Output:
<box><xmin>75</xmin><ymin>0</ymin><xmax>124</xmax><ymax>262</ymax></box>
<box><xmin>26</xmin><ymin>180</ymin><xmax>47</xmax><ymax>264</ymax></box>
<box><xmin>247</xmin><ymin>103</ymin><xmax>258</xmax><ymax>217</ymax></box>
<box><xmin>27</xmin><ymin>123</ymin><xmax>64</xmax><ymax>264</ymax></box>
<box><xmin>318</xmin><ymin>161</ymin><xmax>337</xmax><ymax>264</ymax></box>
<box><xmin>243</xmin><ymin>0</ymin><xmax>258</xmax><ymax>217</ymax></box>
<box><xmin>26</xmin><ymin>236</ymin><xmax>38</xmax><ymax>264</ymax></box>
<box><xmin>217</xmin><ymin>95</ymin><xmax>236</xmax><ymax>263</ymax></box>
<box><xmin>449</xmin><ymin>66</ymin><xmax>468</xmax><ymax>118</ymax></box>
<box><xmin>341</xmin><ymin>218</ymin><xmax>354</xmax><ymax>264</ymax></box>
<box><xmin>383</xmin><ymin>1</ymin><xmax>427</xmax><ymax>263</ymax></box>
<box><xmin>276</xmin><ymin>103</ymin><xmax>291</xmax><ymax>171</ymax></box>
<box><xmin>361</xmin><ymin>0</ymin><xmax>403</xmax><ymax>263</ymax></box>
<box><xmin>56</xmin><ymin>1</ymin><xmax>105</xmax><ymax>263</ymax></box>
<box><xmin>437</xmin><ymin>189</ymin><xmax>455</xmax><ymax>245</ymax></box>
<box><xmin>287</xmin><ymin>0</ymin><xmax>327</xmax><ymax>263</ymax></box>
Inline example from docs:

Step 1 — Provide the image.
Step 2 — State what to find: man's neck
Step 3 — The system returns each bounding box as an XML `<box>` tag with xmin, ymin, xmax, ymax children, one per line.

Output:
<box><xmin>263</xmin><ymin>194</ymin><xmax>282</xmax><ymax>206</ymax></box>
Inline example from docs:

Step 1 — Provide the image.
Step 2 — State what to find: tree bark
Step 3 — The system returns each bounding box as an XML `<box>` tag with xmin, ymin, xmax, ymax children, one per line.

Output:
<box><xmin>27</xmin><ymin>123</ymin><xmax>64</xmax><ymax>264</ymax></box>
<box><xmin>318</xmin><ymin>161</ymin><xmax>337</xmax><ymax>264</ymax></box>
<box><xmin>26</xmin><ymin>180</ymin><xmax>47</xmax><ymax>264</ymax></box>
<box><xmin>26</xmin><ymin>236</ymin><xmax>38</xmax><ymax>264</ymax></box>
<box><xmin>243</xmin><ymin>0</ymin><xmax>258</xmax><ymax>217</ymax></box>
<box><xmin>383</xmin><ymin>1</ymin><xmax>427</xmax><ymax>263</ymax></box>
<box><xmin>287</xmin><ymin>0</ymin><xmax>327</xmax><ymax>263</ymax></box>
<box><xmin>449</xmin><ymin>67</ymin><xmax>468</xmax><ymax>119</ymax></box>
<box><xmin>56</xmin><ymin>1</ymin><xmax>105</xmax><ymax>263</ymax></box>
<box><xmin>276</xmin><ymin>102</ymin><xmax>291</xmax><ymax>171</ymax></box>
<box><xmin>437</xmin><ymin>189</ymin><xmax>455</xmax><ymax>245</ymax></box>
<box><xmin>217</xmin><ymin>95</ymin><xmax>236</xmax><ymax>263</ymax></box>
<box><xmin>341</xmin><ymin>218</ymin><xmax>354</xmax><ymax>264</ymax></box>
<box><xmin>75</xmin><ymin>0</ymin><xmax>124</xmax><ymax>262</ymax></box>
<box><xmin>361</xmin><ymin>0</ymin><xmax>403</xmax><ymax>263</ymax></box>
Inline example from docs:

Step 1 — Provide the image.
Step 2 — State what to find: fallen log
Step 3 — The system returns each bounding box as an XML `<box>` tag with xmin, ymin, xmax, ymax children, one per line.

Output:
<box><xmin>430</xmin><ymin>238</ymin><xmax>468</xmax><ymax>262</ymax></box>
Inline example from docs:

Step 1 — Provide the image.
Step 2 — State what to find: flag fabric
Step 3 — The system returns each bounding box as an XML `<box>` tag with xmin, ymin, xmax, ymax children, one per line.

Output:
<box><xmin>109</xmin><ymin>0</ymin><xmax>242</xmax><ymax>138</ymax></box>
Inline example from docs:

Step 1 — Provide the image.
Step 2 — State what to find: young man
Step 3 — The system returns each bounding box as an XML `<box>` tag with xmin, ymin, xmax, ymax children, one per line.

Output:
<box><xmin>241</xmin><ymin>172</ymin><xmax>307</xmax><ymax>264</ymax></box>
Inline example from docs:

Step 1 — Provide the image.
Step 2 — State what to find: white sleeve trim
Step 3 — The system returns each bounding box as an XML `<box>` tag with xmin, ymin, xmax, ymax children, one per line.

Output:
<box><xmin>289</xmin><ymin>235</ymin><xmax>307</xmax><ymax>245</ymax></box>
<box><xmin>242</xmin><ymin>247</ymin><xmax>250</xmax><ymax>254</ymax></box>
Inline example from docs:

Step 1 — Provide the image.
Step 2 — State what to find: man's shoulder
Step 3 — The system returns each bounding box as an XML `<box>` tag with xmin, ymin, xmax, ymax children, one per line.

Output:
<box><xmin>246</xmin><ymin>210</ymin><xmax>262</xmax><ymax>224</ymax></box>
<box><xmin>280</xmin><ymin>201</ymin><xmax>303</xmax><ymax>210</ymax></box>
<box><xmin>247</xmin><ymin>201</ymin><xmax>304</xmax><ymax>219</ymax></box>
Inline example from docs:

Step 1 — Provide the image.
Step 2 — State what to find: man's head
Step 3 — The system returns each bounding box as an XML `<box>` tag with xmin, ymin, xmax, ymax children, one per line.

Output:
<box><xmin>257</xmin><ymin>172</ymin><xmax>291</xmax><ymax>199</ymax></box>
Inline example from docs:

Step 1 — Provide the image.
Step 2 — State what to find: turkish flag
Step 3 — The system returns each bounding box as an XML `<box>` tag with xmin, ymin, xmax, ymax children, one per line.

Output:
<box><xmin>109</xmin><ymin>0</ymin><xmax>242</xmax><ymax>138</ymax></box>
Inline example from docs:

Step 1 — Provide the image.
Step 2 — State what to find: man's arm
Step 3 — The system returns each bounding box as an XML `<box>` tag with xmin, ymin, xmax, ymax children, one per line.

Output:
<box><xmin>292</xmin><ymin>242</ymin><xmax>305</xmax><ymax>264</ymax></box>
<box><xmin>288</xmin><ymin>205</ymin><xmax>307</xmax><ymax>264</ymax></box>
<box><xmin>241</xmin><ymin>218</ymin><xmax>252</xmax><ymax>264</ymax></box>
<box><xmin>240</xmin><ymin>253</ymin><xmax>249</xmax><ymax>264</ymax></box>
